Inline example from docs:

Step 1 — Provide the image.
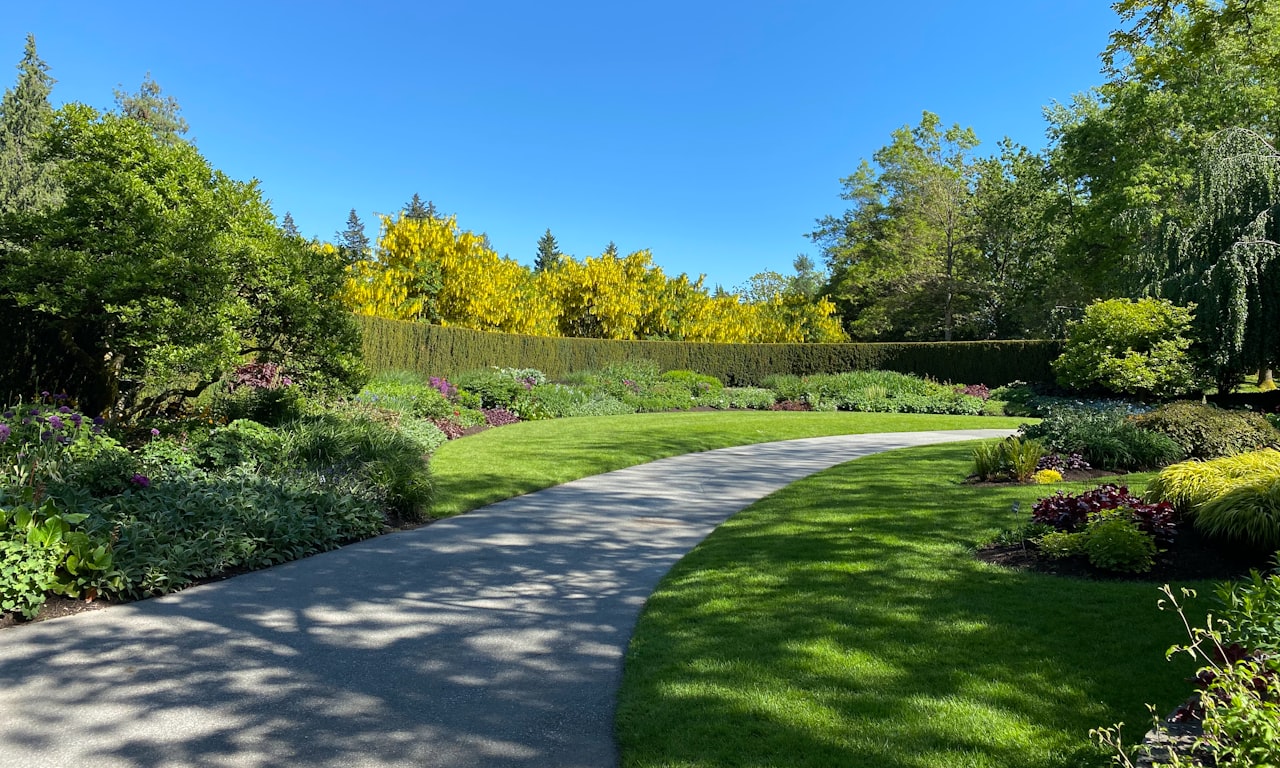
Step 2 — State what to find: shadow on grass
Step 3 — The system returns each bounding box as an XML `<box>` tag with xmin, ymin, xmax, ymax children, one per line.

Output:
<box><xmin>617</xmin><ymin>445</ymin><xmax>1210</xmax><ymax>768</ymax></box>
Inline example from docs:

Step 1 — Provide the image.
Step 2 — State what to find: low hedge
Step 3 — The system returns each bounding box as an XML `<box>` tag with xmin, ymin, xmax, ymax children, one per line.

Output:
<box><xmin>357</xmin><ymin>316</ymin><xmax>1060</xmax><ymax>387</ymax></box>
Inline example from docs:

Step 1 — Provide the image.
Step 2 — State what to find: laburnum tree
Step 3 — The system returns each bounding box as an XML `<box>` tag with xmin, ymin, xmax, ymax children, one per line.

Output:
<box><xmin>0</xmin><ymin>104</ymin><xmax>362</xmax><ymax>416</ymax></box>
<box><xmin>345</xmin><ymin>216</ymin><xmax>845</xmax><ymax>343</ymax></box>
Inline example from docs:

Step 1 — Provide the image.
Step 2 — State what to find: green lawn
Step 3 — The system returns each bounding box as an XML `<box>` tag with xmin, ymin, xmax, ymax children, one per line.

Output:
<box><xmin>616</xmin><ymin>442</ymin><xmax>1209</xmax><ymax>768</ymax></box>
<box><xmin>429</xmin><ymin>411</ymin><xmax>1027</xmax><ymax>516</ymax></box>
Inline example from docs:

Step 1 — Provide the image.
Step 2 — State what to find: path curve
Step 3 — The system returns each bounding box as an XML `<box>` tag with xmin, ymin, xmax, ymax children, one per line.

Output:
<box><xmin>0</xmin><ymin>429</ymin><xmax>1010</xmax><ymax>768</ymax></box>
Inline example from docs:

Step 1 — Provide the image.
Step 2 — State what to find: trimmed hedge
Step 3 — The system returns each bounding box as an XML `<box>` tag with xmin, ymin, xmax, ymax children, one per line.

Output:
<box><xmin>357</xmin><ymin>316</ymin><xmax>1061</xmax><ymax>386</ymax></box>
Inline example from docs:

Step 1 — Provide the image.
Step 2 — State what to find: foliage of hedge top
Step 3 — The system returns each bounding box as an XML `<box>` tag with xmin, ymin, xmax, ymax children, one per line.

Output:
<box><xmin>1131</xmin><ymin>401</ymin><xmax>1280</xmax><ymax>460</ymax></box>
<box><xmin>357</xmin><ymin>316</ymin><xmax>1061</xmax><ymax>387</ymax></box>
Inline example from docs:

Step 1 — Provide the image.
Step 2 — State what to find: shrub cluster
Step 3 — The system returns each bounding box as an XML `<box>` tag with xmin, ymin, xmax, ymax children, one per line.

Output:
<box><xmin>971</xmin><ymin>437</ymin><xmax>1044</xmax><ymax>482</ymax></box>
<box><xmin>1029</xmin><ymin>484</ymin><xmax>1176</xmax><ymax>573</ymax></box>
<box><xmin>1020</xmin><ymin>407</ymin><xmax>1183</xmax><ymax>470</ymax></box>
<box><xmin>1131</xmin><ymin>400</ymin><xmax>1280</xmax><ymax>459</ymax></box>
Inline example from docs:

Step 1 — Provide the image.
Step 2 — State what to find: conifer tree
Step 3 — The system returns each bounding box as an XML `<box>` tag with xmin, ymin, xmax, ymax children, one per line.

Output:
<box><xmin>281</xmin><ymin>211</ymin><xmax>300</xmax><ymax>237</ymax></box>
<box><xmin>404</xmin><ymin>192</ymin><xmax>441</xmax><ymax>220</ymax></box>
<box><xmin>535</xmin><ymin>228</ymin><xmax>563</xmax><ymax>272</ymax></box>
<box><xmin>113</xmin><ymin>72</ymin><xmax>189</xmax><ymax>146</ymax></box>
<box><xmin>0</xmin><ymin>34</ymin><xmax>61</xmax><ymax>214</ymax></box>
<box><xmin>338</xmin><ymin>208</ymin><xmax>370</xmax><ymax>262</ymax></box>
<box><xmin>603</xmin><ymin>241</ymin><xmax>618</xmax><ymax>258</ymax></box>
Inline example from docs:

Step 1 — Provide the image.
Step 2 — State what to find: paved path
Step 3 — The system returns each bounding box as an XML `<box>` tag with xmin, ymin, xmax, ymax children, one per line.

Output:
<box><xmin>0</xmin><ymin>429</ymin><xmax>1010</xmax><ymax>768</ymax></box>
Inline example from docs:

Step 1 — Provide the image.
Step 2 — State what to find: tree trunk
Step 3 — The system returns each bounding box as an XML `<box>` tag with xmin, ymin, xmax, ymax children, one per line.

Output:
<box><xmin>1258</xmin><ymin>368</ymin><xmax>1274</xmax><ymax>389</ymax></box>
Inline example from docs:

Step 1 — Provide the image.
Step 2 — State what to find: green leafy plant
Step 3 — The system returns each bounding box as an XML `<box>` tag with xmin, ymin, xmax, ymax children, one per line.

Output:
<box><xmin>1035</xmin><ymin>530</ymin><xmax>1083</xmax><ymax>558</ymax></box>
<box><xmin>721</xmin><ymin>387</ymin><xmax>777</xmax><ymax>410</ymax></box>
<box><xmin>1132</xmin><ymin>401</ymin><xmax>1280</xmax><ymax>459</ymax></box>
<box><xmin>196</xmin><ymin>419</ymin><xmax>283</xmax><ymax>471</ymax></box>
<box><xmin>452</xmin><ymin>368</ymin><xmax>527</xmax><ymax>409</ymax></box>
<box><xmin>1079</xmin><ymin>514</ymin><xmax>1157</xmax><ymax>573</ymax></box>
<box><xmin>0</xmin><ymin>493</ymin><xmax>113</xmax><ymax>617</ymax></box>
<box><xmin>1052</xmin><ymin>297</ymin><xmax>1202</xmax><ymax>398</ymax></box>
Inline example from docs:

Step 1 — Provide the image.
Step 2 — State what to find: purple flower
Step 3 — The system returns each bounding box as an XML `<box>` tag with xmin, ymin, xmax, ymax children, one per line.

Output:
<box><xmin>57</xmin><ymin>405</ymin><xmax>71</xmax><ymax>414</ymax></box>
<box><xmin>48</xmin><ymin>415</ymin><xmax>64</xmax><ymax>430</ymax></box>
<box><xmin>150</xmin><ymin>428</ymin><xmax>160</xmax><ymax>437</ymax></box>
<box><xmin>92</xmin><ymin>417</ymin><xmax>106</xmax><ymax>426</ymax></box>
<box><xmin>40</xmin><ymin>431</ymin><xmax>53</xmax><ymax>442</ymax></box>
<box><xmin>0</xmin><ymin>424</ymin><xmax>9</xmax><ymax>443</ymax></box>
<box><xmin>281</xmin><ymin>376</ymin><xmax>293</xmax><ymax>387</ymax></box>
<box><xmin>131</xmin><ymin>474</ymin><xmax>151</xmax><ymax>488</ymax></box>
<box><xmin>69</xmin><ymin>413</ymin><xmax>82</xmax><ymax>427</ymax></box>
<box><xmin>2</xmin><ymin>410</ymin><xmax>12</xmax><ymax>419</ymax></box>
<box><xmin>40</xmin><ymin>391</ymin><xmax>49</xmax><ymax>398</ymax></box>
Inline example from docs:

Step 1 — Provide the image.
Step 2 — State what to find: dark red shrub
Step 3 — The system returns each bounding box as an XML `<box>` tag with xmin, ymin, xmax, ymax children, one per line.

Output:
<box><xmin>482</xmin><ymin>407</ymin><xmax>520</xmax><ymax>427</ymax></box>
<box><xmin>1031</xmin><ymin>484</ymin><xmax>1177</xmax><ymax>544</ymax></box>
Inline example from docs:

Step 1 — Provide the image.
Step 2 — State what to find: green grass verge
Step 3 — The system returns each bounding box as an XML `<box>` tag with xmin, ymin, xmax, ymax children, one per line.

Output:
<box><xmin>616</xmin><ymin>442</ymin><xmax>1209</xmax><ymax>768</ymax></box>
<box><xmin>430</xmin><ymin>411</ymin><xmax>1028</xmax><ymax>517</ymax></box>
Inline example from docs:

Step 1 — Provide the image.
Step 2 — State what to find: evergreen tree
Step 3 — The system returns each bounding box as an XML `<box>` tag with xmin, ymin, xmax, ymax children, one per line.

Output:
<box><xmin>113</xmin><ymin>72</ymin><xmax>189</xmax><ymax>146</ymax></box>
<box><xmin>603</xmin><ymin>241</ymin><xmax>619</xmax><ymax>258</ymax></box>
<box><xmin>281</xmin><ymin>211</ymin><xmax>299</xmax><ymax>237</ymax></box>
<box><xmin>535</xmin><ymin>228</ymin><xmax>563</xmax><ymax>272</ymax></box>
<box><xmin>0</xmin><ymin>34</ymin><xmax>61</xmax><ymax>215</ymax></box>
<box><xmin>338</xmin><ymin>208</ymin><xmax>370</xmax><ymax>262</ymax></box>
<box><xmin>404</xmin><ymin>192</ymin><xmax>441</xmax><ymax>220</ymax></box>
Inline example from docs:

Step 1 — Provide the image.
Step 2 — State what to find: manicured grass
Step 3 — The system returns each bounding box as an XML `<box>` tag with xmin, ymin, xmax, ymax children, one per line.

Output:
<box><xmin>616</xmin><ymin>442</ymin><xmax>1210</xmax><ymax>768</ymax></box>
<box><xmin>430</xmin><ymin>411</ymin><xmax>1027</xmax><ymax>516</ymax></box>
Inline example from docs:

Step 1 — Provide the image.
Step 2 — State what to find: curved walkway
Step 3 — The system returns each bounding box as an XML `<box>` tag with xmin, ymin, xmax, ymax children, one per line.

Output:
<box><xmin>0</xmin><ymin>429</ymin><xmax>1010</xmax><ymax>768</ymax></box>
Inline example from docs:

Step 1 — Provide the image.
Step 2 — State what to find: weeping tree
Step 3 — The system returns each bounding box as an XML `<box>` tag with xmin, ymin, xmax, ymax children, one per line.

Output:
<box><xmin>1161</xmin><ymin>128</ymin><xmax>1280</xmax><ymax>392</ymax></box>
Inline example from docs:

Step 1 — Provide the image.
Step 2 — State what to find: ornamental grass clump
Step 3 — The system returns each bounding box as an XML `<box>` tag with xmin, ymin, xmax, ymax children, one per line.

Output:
<box><xmin>1145</xmin><ymin>450</ymin><xmax>1280</xmax><ymax>514</ymax></box>
<box><xmin>971</xmin><ymin>436</ymin><xmax>1044</xmax><ymax>482</ymax></box>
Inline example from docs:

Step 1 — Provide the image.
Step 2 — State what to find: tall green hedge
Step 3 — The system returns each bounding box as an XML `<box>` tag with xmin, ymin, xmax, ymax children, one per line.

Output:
<box><xmin>357</xmin><ymin>316</ymin><xmax>1062</xmax><ymax>386</ymax></box>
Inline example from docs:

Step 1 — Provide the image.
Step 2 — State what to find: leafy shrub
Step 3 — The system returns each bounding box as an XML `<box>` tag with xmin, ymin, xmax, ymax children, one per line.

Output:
<box><xmin>1033</xmin><ymin>469</ymin><xmax>1063</xmax><ymax>484</ymax></box>
<box><xmin>279</xmin><ymin>414</ymin><xmax>432</xmax><ymax>521</ymax></box>
<box><xmin>496</xmin><ymin>367</ymin><xmax>546</xmax><ymax>387</ymax></box>
<box><xmin>451</xmin><ymin>369</ymin><xmax>526</xmax><ymax>409</ymax></box>
<box><xmin>1132</xmin><ymin>401</ymin><xmax>1280</xmax><ymax>459</ymax></box>
<box><xmin>759</xmin><ymin>370</ymin><xmax>984</xmax><ymax>415</ymax></box>
<box><xmin>955</xmin><ymin>383</ymin><xmax>991</xmax><ymax>400</ymax></box>
<box><xmin>1020</xmin><ymin>407</ymin><xmax>1183</xmax><ymax>470</ymax></box>
<box><xmin>512</xmin><ymin>384</ymin><xmax>635</xmax><ymax>420</ymax></box>
<box><xmin>1036</xmin><ymin>452</ymin><xmax>1091</xmax><ymax>473</ymax></box>
<box><xmin>621</xmin><ymin>381</ymin><xmax>696</xmax><ymax>413</ymax></box>
<box><xmin>1145</xmin><ymin>450</ymin><xmax>1280</xmax><ymax>514</ymax></box>
<box><xmin>659</xmin><ymin>370</ymin><xmax>724</xmax><ymax>396</ymax></box>
<box><xmin>395</xmin><ymin>418</ymin><xmax>448</xmax><ymax>456</ymax></box>
<box><xmin>62</xmin><ymin>441</ymin><xmax>139</xmax><ymax>496</ymax></box>
<box><xmin>971</xmin><ymin>437</ymin><xmax>1044</xmax><ymax>482</ymax></box>
<box><xmin>197</xmin><ymin>419</ymin><xmax>283</xmax><ymax>471</ymax></box>
<box><xmin>1052</xmin><ymin>297</ymin><xmax>1202</xmax><ymax>398</ymax></box>
<box><xmin>138</xmin><ymin>436</ymin><xmax>197</xmax><ymax>477</ymax></box>
<box><xmin>1031</xmin><ymin>484</ymin><xmax>1176</xmax><ymax>544</ymax></box>
<box><xmin>1079</xmin><ymin>514</ymin><xmax>1157</xmax><ymax>573</ymax></box>
<box><xmin>1218</xmin><ymin>571</ymin><xmax>1280</xmax><ymax>655</ymax></box>
<box><xmin>1036</xmin><ymin>530</ymin><xmax>1083</xmax><ymax>559</ymax></box>
<box><xmin>1196</xmin><ymin>475</ymin><xmax>1280</xmax><ymax>550</ymax></box>
<box><xmin>723</xmin><ymin>387</ymin><xmax>777</xmax><ymax>410</ymax></box>
<box><xmin>357</xmin><ymin>372</ymin><xmax>454</xmax><ymax>420</ymax></box>
<box><xmin>482</xmin><ymin>407</ymin><xmax>521</xmax><ymax>427</ymax></box>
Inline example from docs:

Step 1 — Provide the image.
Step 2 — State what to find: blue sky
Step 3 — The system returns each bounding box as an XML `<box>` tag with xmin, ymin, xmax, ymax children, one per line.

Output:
<box><xmin>7</xmin><ymin>2</ymin><xmax>1120</xmax><ymax>291</ymax></box>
